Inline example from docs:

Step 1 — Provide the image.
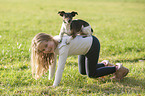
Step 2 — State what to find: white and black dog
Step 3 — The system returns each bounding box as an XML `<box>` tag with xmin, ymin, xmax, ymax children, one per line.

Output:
<box><xmin>58</xmin><ymin>11</ymin><xmax>93</xmax><ymax>44</ymax></box>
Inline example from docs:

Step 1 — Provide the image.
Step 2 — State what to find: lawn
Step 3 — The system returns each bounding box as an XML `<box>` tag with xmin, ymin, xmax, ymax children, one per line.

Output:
<box><xmin>0</xmin><ymin>0</ymin><xmax>145</xmax><ymax>95</ymax></box>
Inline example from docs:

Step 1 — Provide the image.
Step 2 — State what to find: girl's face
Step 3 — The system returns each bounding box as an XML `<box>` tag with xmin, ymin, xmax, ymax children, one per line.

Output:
<box><xmin>38</xmin><ymin>40</ymin><xmax>55</xmax><ymax>54</ymax></box>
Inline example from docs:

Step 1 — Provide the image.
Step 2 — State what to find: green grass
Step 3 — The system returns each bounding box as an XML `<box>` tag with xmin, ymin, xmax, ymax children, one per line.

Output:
<box><xmin>0</xmin><ymin>0</ymin><xmax>145</xmax><ymax>95</ymax></box>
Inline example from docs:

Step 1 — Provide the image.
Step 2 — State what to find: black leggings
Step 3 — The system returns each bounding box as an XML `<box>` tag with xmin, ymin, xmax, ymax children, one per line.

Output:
<box><xmin>78</xmin><ymin>36</ymin><xmax>116</xmax><ymax>78</ymax></box>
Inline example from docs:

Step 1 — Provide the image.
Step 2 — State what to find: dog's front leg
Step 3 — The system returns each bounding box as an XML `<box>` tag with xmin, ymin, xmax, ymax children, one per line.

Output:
<box><xmin>59</xmin><ymin>31</ymin><xmax>65</xmax><ymax>43</ymax></box>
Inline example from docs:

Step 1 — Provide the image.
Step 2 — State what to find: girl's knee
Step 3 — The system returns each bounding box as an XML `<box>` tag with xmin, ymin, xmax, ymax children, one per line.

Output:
<box><xmin>87</xmin><ymin>73</ymin><xmax>96</xmax><ymax>78</ymax></box>
<box><xmin>79</xmin><ymin>71</ymin><xmax>86</xmax><ymax>75</ymax></box>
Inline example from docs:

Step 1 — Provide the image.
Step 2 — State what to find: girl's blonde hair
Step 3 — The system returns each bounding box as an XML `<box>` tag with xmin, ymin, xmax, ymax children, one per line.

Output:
<box><xmin>31</xmin><ymin>33</ymin><xmax>58</xmax><ymax>79</ymax></box>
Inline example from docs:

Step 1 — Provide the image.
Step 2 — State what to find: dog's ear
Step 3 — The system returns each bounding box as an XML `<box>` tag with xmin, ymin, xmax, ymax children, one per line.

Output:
<box><xmin>58</xmin><ymin>11</ymin><xmax>65</xmax><ymax>17</ymax></box>
<box><xmin>71</xmin><ymin>11</ymin><xmax>78</xmax><ymax>17</ymax></box>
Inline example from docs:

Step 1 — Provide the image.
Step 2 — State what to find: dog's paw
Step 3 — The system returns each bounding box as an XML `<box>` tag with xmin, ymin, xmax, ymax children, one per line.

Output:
<box><xmin>58</xmin><ymin>39</ymin><xmax>62</xmax><ymax>43</ymax></box>
<box><xmin>65</xmin><ymin>40</ymin><xmax>70</xmax><ymax>45</ymax></box>
<box><xmin>53</xmin><ymin>35</ymin><xmax>62</xmax><ymax>43</ymax></box>
<box><xmin>65</xmin><ymin>37</ymin><xmax>72</xmax><ymax>45</ymax></box>
<box><xmin>82</xmin><ymin>35</ymin><xmax>88</xmax><ymax>38</ymax></box>
<box><xmin>57</xmin><ymin>38</ymin><xmax>63</xmax><ymax>43</ymax></box>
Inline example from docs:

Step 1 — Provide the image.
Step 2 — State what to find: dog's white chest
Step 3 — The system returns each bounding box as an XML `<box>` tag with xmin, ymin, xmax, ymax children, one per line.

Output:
<box><xmin>61</xmin><ymin>23</ymin><xmax>71</xmax><ymax>34</ymax></box>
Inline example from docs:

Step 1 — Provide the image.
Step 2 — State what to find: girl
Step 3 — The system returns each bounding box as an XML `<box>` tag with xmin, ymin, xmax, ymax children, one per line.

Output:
<box><xmin>31</xmin><ymin>33</ymin><xmax>129</xmax><ymax>87</ymax></box>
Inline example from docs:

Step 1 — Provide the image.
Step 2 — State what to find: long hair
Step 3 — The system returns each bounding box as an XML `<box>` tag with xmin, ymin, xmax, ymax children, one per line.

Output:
<box><xmin>31</xmin><ymin>33</ymin><xmax>58</xmax><ymax>79</ymax></box>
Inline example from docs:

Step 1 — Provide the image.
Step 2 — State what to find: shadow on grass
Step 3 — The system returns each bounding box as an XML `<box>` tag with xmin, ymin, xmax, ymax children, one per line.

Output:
<box><xmin>67</xmin><ymin>76</ymin><xmax>145</xmax><ymax>95</ymax></box>
<box><xmin>114</xmin><ymin>58</ymin><xmax>145</xmax><ymax>63</ymax></box>
<box><xmin>119</xmin><ymin>77</ymin><xmax>145</xmax><ymax>88</ymax></box>
<box><xmin>12</xmin><ymin>77</ymin><xmax>144</xmax><ymax>95</ymax></box>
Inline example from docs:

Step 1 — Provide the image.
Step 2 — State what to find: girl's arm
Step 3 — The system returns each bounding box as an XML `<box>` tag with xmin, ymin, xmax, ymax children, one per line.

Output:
<box><xmin>49</xmin><ymin>54</ymin><xmax>57</xmax><ymax>80</ymax></box>
<box><xmin>53</xmin><ymin>47</ymin><xmax>68</xmax><ymax>87</ymax></box>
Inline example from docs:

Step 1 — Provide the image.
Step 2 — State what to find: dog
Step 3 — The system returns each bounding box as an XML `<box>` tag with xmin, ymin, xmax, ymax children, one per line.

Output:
<box><xmin>58</xmin><ymin>11</ymin><xmax>93</xmax><ymax>44</ymax></box>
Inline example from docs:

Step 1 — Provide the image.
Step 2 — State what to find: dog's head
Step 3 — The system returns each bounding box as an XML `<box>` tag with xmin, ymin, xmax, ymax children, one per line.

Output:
<box><xmin>58</xmin><ymin>11</ymin><xmax>78</xmax><ymax>24</ymax></box>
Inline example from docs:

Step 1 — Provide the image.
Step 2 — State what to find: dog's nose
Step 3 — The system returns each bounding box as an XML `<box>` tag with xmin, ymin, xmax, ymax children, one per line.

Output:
<box><xmin>68</xmin><ymin>19</ymin><xmax>71</xmax><ymax>23</ymax></box>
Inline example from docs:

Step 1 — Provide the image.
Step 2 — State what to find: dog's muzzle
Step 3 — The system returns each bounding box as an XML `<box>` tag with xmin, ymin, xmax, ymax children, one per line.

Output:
<box><xmin>63</xmin><ymin>19</ymin><xmax>72</xmax><ymax>23</ymax></box>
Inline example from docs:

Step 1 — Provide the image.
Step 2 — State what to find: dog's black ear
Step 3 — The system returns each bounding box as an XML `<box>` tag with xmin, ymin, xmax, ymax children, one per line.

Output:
<box><xmin>71</xmin><ymin>11</ymin><xmax>78</xmax><ymax>17</ymax></box>
<box><xmin>58</xmin><ymin>11</ymin><xmax>65</xmax><ymax>17</ymax></box>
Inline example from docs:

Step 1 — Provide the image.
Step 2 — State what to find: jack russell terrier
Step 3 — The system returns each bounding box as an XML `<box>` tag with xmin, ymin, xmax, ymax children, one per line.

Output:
<box><xmin>58</xmin><ymin>11</ymin><xmax>93</xmax><ymax>44</ymax></box>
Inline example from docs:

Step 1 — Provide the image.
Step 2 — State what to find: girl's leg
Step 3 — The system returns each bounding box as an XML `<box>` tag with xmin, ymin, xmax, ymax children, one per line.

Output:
<box><xmin>78</xmin><ymin>55</ymin><xmax>86</xmax><ymax>75</ymax></box>
<box><xmin>78</xmin><ymin>55</ymin><xmax>105</xmax><ymax>75</ymax></box>
<box><xmin>85</xmin><ymin>36</ymin><xmax>116</xmax><ymax>78</ymax></box>
<box><xmin>86</xmin><ymin>57</ymin><xmax>116</xmax><ymax>78</ymax></box>
<box><xmin>96</xmin><ymin>63</ymin><xmax>105</xmax><ymax>68</ymax></box>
